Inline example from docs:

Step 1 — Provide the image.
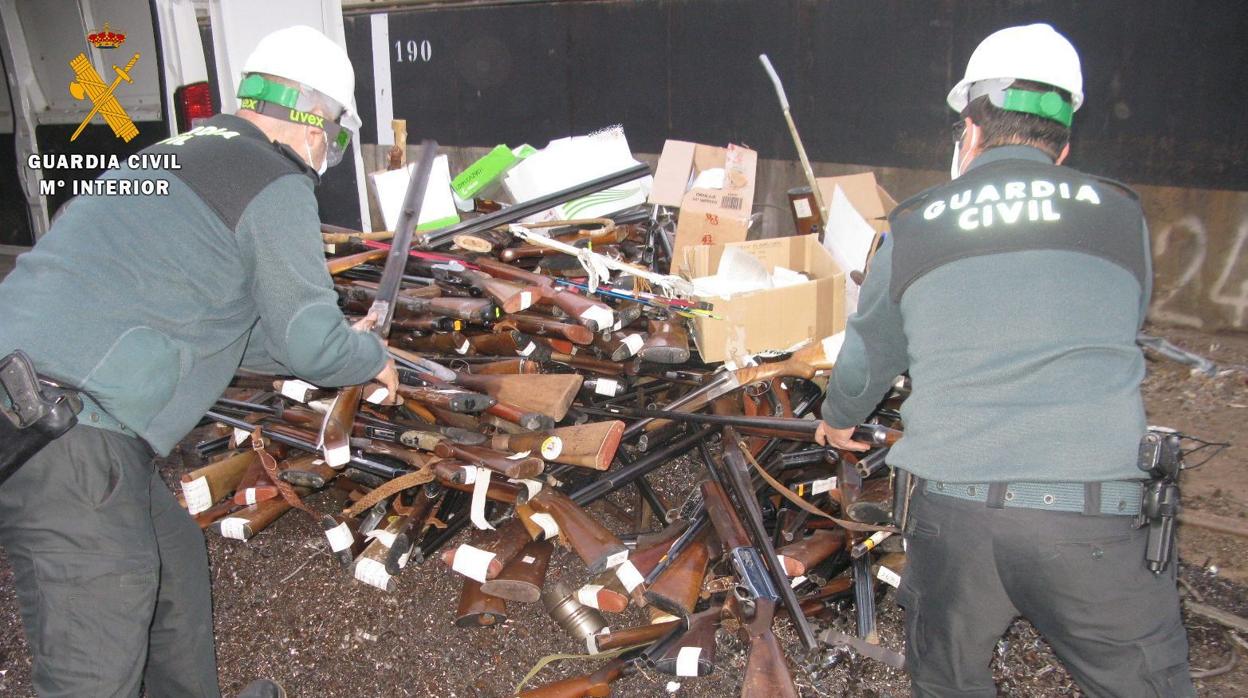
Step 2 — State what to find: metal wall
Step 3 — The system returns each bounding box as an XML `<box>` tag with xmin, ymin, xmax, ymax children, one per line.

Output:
<box><xmin>348</xmin><ymin>1</ymin><xmax>1248</xmax><ymax>332</ymax></box>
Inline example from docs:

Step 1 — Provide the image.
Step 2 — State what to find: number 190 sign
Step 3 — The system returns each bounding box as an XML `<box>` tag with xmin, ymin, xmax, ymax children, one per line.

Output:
<box><xmin>394</xmin><ymin>39</ymin><xmax>432</xmax><ymax>63</ymax></box>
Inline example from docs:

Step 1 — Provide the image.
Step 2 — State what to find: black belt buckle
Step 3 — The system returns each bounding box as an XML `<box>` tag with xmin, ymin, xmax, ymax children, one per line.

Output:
<box><xmin>0</xmin><ymin>351</ymin><xmax>82</xmax><ymax>485</ymax></box>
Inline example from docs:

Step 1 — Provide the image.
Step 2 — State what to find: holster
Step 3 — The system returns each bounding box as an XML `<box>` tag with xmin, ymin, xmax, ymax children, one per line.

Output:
<box><xmin>891</xmin><ymin>468</ymin><xmax>916</xmax><ymax>533</ymax></box>
<box><xmin>0</xmin><ymin>351</ymin><xmax>82</xmax><ymax>485</ymax></box>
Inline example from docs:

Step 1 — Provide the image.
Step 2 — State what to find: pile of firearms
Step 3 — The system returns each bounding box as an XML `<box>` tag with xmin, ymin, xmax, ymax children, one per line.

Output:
<box><xmin>181</xmin><ymin>146</ymin><xmax>909</xmax><ymax>696</ymax></box>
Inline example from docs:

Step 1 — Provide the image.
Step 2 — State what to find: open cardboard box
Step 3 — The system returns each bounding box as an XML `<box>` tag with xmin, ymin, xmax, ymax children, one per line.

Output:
<box><xmin>816</xmin><ymin>172</ymin><xmax>898</xmax><ymax>237</ymax></box>
<box><xmin>681</xmin><ymin>234</ymin><xmax>846</xmax><ymax>364</ymax></box>
<box><xmin>649</xmin><ymin>140</ymin><xmax>758</xmax><ymax>272</ymax></box>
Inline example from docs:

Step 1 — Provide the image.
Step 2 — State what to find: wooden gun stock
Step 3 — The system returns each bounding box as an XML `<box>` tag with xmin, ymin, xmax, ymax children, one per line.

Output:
<box><xmin>641</xmin><ymin>538</ymin><xmax>709</xmax><ymax>617</ymax></box>
<box><xmin>589</xmin><ymin>620</ymin><xmax>680</xmax><ymax>654</ymax></box>
<box><xmin>638</xmin><ymin>319</ymin><xmax>690</xmax><ymax>365</ymax></box>
<box><xmin>456</xmin><ymin>577</ymin><xmax>508</xmax><ymax>628</ymax></box>
<box><xmin>452</xmin><ymin>371</ymin><xmax>583</xmax><ymax>422</ymax></box>
<box><xmin>775</xmin><ymin>529</ymin><xmax>848</xmax><ymax>577</ymax></box>
<box><xmin>440</xmin><ymin>517</ymin><xmax>532</xmax><ymax>581</ymax></box>
<box><xmin>480</xmin><ymin>539</ymin><xmax>553</xmax><ymax>603</ymax></box>
<box><xmin>432</xmin><ymin>442</ymin><xmax>544</xmax><ymax>480</ymax></box>
<box><xmin>516</xmin><ymin>657</ymin><xmax>630</xmax><ymax>698</ymax></box>
<box><xmin>741</xmin><ymin>603</ymin><xmax>799</xmax><ymax>698</ymax></box>
<box><xmin>497</xmin><ymin>312</ymin><xmax>595</xmax><ymax>345</ymax></box>
<box><xmin>326</xmin><ymin>248</ymin><xmax>387</xmax><ymax>275</ymax></box>
<box><xmin>651</xmin><ymin>606</ymin><xmax>719</xmax><ymax>677</ymax></box>
<box><xmin>180</xmin><ymin>449</ymin><xmax>258</xmax><ymax>514</ymax></box>
<box><xmin>460</xmin><ymin>269</ymin><xmax>540</xmax><ymax>314</ymax></box>
<box><xmin>490</xmin><ymin>420</ymin><xmax>624</xmax><ymax>471</ymax></box>
<box><xmin>395</xmin><ymin>331</ymin><xmax>474</xmax><ymax>356</ymax></box>
<box><xmin>432</xmin><ymin>459</ymin><xmax>529</xmax><ymax>505</ymax></box>
<box><xmin>473</xmin><ymin>258</ymin><xmax>614</xmax><ymax>332</ymax></box>
<box><xmin>529</xmin><ymin>489</ymin><xmax>628</xmax><ymax>574</ymax></box>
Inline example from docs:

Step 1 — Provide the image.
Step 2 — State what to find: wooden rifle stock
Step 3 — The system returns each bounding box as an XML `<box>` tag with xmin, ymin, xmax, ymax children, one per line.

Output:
<box><xmin>516</xmin><ymin>658</ymin><xmax>630</xmax><ymax>698</ymax></box>
<box><xmin>497</xmin><ymin>312</ymin><xmax>595</xmax><ymax>345</ymax></box>
<box><xmin>395</xmin><ymin>331</ymin><xmax>474</xmax><ymax>356</ymax></box>
<box><xmin>638</xmin><ymin>319</ymin><xmax>690</xmax><ymax>365</ymax></box>
<box><xmin>551</xmin><ymin>353</ymin><xmax>625</xmax><ymax>377</ymax></box>
<box><xmin>480</xmin><ymin>539</ymin><xmax>553</xmax><ymax>603</ymax></box>
<box><xmin>320</xmin><ymin>386</ymin><xmax>361</xmax><ymax>467</ymax></box>
<box><xmin>180</xmin><ymin>449</ymin><xmax>258</xmax><ymax>514</ymax></box>
<box><xmin>466</xmin><ymin>358</ymin><xmax>543</xmax><ymax>375</ymax></box>
<box><xmin>529</xmin><ymin>489</ymin><xmax>628</xmax><ymax>574</ymax></box>
<box><xmin>641</xmin><ymin>537</ymin><xmax>709</xmax><ymax>617</ymax></box>
<box><xmin>326</xmin><ymin>248</ymin><xmax>387</xmax><ymax>275</ymax></box>
<box><xmin>452</xmin><ymin>371</ymin><xmax>582</xmax><ymax>422</ymax></box>
<box><xmin>389</xmin><ymin>314</ymin><xmax>462</xmax><ymax>333</ymax></box>
<box><xmin>741</xmin><ymin>602</ymin><xmax>799</xmax><ymax>698</ymax></box>
<box><xmin>490</xmin><ymin>420</ymin><xmax>624</xmax><ymax>471</ymax></box>
<box><xmin>456</xmin><ymin>577</ymin><xmax>508</xmax><ymax>628</ymax></box>
<box><xmin>440</xmin><ymin>517</ymin><xmax>532</xmax><ymax>581</ymax></box>
<box><xmin>431</xmin><ymin>442</ymin><xmax>544</xmax><ymax>480</ymax></box>
<box><xmin>459</xmin><ymin>268</ymin><xmax>540</xmax><ymax>314</ymax></box>
<box><xmin>467</xmin><ymin>330</ymin><xmax>550</xmax><ymax>360</ymax></box>
<box><xmin>589</xmin><ymin>620</ymin><xmax>680</xmax><ymax>654</ymax></box>
<box><xmin>472</xmin><ymin>258</ymin><xmax>614</xmax><ymax>332</ymax></box>
<box><xmin>775</xmin><ymin>529</ymin><xmax>848</xmax><ymax>577</ymax></box>
<box><xmin>650</xmin><ymin>606</ymin><xmax>719</xmax><ymax>677</ymax></box>
<box><xmin>353</xmin><ymin>512</ymin><xmax>413</xmax><ymax>592</ymax></box>
<box><xmin>432</xmin><ymin>459</ymin><xmax>529</xmax><ymax>505</ymax></box>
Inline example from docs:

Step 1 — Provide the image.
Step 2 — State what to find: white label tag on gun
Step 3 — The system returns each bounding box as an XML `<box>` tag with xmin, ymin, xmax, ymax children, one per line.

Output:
<box><xmin>811</xmin><ymin>477</ymin><xmax>837</xmax><ymax>495</ymax></box>
<box><xmin>365</xmin><ymin>387</ymin><xmax>389</xmax><ymax>404</ymax></box>
<box><xmin>219</xmin><ymin>517</ymin><xmax>248</xmax><ymax>541</ymax></box>
<box><xmin>456</xmin><ymin>339</ymin><xmax>470</xmax><ymax>355</ymax></box>
<box><xmin>365</xmin><ymin>529</ymin><xmax>397</xmax><ymax>549</ymax></box>
<box><xmin>675</xmin><ymin>646</ymin><xmax>702</xmax><ymax>677</ymax></box>
<box><xmin>233</xmin><ymin>428</ymin><xmax>251</xmax><ymax>446</ymax></box>
<box><xmin>451</xmin><ymin>544</ymin><xmax>496</xmax><ymax>583</ymax></box>
<box><xmin>876</xmin><ymin>565</ymin><xmax>902</xmax><ymax>589</ymax></box>
<box><xmin>325</xmin><ymin>522</ymin><xmax>354</xmax><ymax>552</ymax></box>
<box><xmin>182</xmin><ymin>476</ymin><xmax>212</xmax><ymax>515</ymax></box>
<box><xmin>528</xmin><ymin>512</ymin><xmax>560</xmax><ymax>540</ymax></box>
<box><xmin>579</xmin><ymin>305</ymin><xmax>614</xmax><ymax>331</ymax></box>
<box><xmin>577</xmin><ymin>585</ymin><xmax>605</xmax><ymax>608</ymax></box>
<box><xmin>518</xmin><ymin>291</ymin><xmax>533</xmax><ymax>310</ymax></box>
<box><xmin>519</xmin><ymin>342</ymin><xmax>538</xmax><ymax>357</ymax></box>
<box><xmin>354</xmin><ymin>558</ymin><xmax>392</xmax><ymax>591</ymax></box>
<box><xmin>621</xmin><ymin>334</ymin><xmax>644</xmax><ymax>356</ymax></box>
<box><xmin>470</xmin><ymin>467</ymin><xmax>495</xmax><ymax>530</ymax></box>
<box><xmin>604</xmin><ymin>550</ymin><xmax>629</xmax><ymax>569</ymax></box>
<box><xmin>615</xmin><ymin>560</ymin><xmax>644</xmax><ymax>592</ymax></box>
<box><xmin>594</xmin><ymin>378</ymin><xmax>619</xmax><ymax>396</ymax></box>
<box><xmin>280</xmin><ymin>379</ymin><xmax>317</xmax><ymax>402</ymax></box>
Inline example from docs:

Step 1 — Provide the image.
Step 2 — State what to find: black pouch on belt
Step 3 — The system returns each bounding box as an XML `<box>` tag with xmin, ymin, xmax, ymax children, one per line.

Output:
<box><xmin>0</xmin><ymin>350</ymin><xmax>82</xmax><ymax>485</ymax></box>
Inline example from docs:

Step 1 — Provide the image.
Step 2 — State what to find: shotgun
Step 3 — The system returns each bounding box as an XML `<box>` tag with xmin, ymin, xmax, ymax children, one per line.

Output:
<box><xmin>648</xmin><ymin>606</ymin><xmax>719</xmax><ymax>678</ymax></box>
<box><xmin>702</xmin><ymin>478</ymin><xmax>800</xmax><ymax>698</ymax></box>
<box><xmin>451</xmin><ymin>371</ymin><xmax>582</xmax><ymax>422</ymax></box>
<box><xmin>440</xmin><ymin>516</ymin><xmax>531</xmax><ymax>582</ymax></box>
<box><xmin>496</xmin><ymin>312</ymin><xmax>596</xmax><ymax>345</ymax></box>
<box><xmin>432</xmin><ymin>458</ymin><xmax>530</xmax><ymax>505</ymax></box>
<box><xmin>641</xmin><ymin>536</ymin><xmax>709</xmax><ymax>618</ymax></box>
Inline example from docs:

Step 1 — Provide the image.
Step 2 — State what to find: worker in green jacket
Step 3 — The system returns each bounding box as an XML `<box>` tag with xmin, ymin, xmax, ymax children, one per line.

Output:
<box><xmin>817</xmin><ymin>23</ymin><xmax>1194</xmax><ymax>698</ymax></box>
<box><xmin>0</xmin><ymin>25</ymin><xmax>391</xmax><ymax>697</ymax></box>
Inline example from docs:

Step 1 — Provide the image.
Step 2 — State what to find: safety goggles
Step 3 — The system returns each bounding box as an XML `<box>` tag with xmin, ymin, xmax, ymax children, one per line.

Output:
<box><xmin>237</xmin><ymin>74</ymin><xmax>352</xmax><ymax>166</ymax></box>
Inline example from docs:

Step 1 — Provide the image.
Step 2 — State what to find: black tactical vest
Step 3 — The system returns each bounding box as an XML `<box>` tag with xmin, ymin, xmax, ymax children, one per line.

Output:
<box><xmin>888</xmin><ymin>155</ymin><xmax>1146</xmax><ymax>302</ymax></box>
<box><xmin>142</xmin><ymin>113</ymin><xmax>316</xmax><ymax>230</ymax></box>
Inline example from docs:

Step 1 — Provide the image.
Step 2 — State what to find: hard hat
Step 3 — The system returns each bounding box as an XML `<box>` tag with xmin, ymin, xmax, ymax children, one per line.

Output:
<box><xmin>241</xmin><ymin>25</ymin><xmax>361</xmax><ymax>131</ymax></box>
<box><xmin>946</xmin><ymin>23</ymin><xmax>1083</xmax><ymax>115</ymax></box>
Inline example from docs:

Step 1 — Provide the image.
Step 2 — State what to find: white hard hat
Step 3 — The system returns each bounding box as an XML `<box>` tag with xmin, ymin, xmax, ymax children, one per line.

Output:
<box><xmin>242</xmin><ymin>25</ymin><xmax>361</xmax><ymax>131</ymax></box>
<box><xmin>946</xmin><ymin>23</ymin><xmax>1083</xmax><ymax>114</ymax></box>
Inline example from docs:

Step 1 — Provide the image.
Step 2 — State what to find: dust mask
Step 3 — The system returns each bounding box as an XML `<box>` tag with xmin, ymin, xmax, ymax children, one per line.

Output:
<box><xmin>306</xmin><ymin>130</ymin><xmax>327</xmax><ymax>177</ymax></box>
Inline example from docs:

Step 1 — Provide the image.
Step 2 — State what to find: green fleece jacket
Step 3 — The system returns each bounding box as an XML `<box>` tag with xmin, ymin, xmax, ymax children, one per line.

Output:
<box><xmin>0</xmin><ymin>115</ymin><xmax>385</xmax><ymax>454</ymax></box>
<box><xmin>821</xmin><ymin>146</ymin><xmax>1153</xmax><ymax>484</ymax></box>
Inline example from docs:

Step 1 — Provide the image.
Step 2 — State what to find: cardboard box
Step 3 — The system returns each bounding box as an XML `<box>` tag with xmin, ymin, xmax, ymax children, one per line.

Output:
<box><xmin>681</xmin><ymin>234</ymin><xmax>845</xmax><ymax>364</ymax></box>
<box><xmin>816</xmin><ymin>173</ymin><xmax>898</xmax><ymax>313</ymax></box>
<box><xmin>649</xmin><ymin>141</ymin><xmax>758</xmax><ymax>272</ymax></box>
<box><xmin>815</xmin><ymin>172</ymin><xmax>897</xmax><ymax>237</ymax></box>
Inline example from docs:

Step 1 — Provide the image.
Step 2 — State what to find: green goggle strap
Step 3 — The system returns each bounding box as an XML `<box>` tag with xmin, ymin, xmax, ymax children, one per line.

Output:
<box><xmin>237</xmin><ymin>74</ymin><xmax>303</xmax><ymax>110</ymax></box>
<box><xmin>995</xmin><ymin>88</ymin><xmax>1073</xmax><ymax>127</ymax></box>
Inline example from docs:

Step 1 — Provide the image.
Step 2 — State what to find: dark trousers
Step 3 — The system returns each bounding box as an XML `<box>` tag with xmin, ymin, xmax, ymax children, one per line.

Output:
<box><xmin>897</xmin><ymin>485</ymin><xmax>1195</xmax><ymax>698</ymax></box>
<box><xmin>0</xmin><ymin>424</ymin><xmax>220</xmax><ymax>697</ymax></box>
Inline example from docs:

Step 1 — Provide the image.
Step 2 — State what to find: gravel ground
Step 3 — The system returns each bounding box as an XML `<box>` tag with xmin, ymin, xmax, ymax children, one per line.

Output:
<box><xmin>0</xmin><ymin>325</ymin><xmax>1245</xmax><ymax>697</ymax></box>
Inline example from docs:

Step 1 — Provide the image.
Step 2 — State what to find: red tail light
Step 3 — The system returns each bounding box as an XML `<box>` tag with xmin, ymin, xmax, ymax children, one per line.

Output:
<box><xmin>174</xmin><ymin>81</ymin><xmax>215</xmax><ymax>132</ymax></box>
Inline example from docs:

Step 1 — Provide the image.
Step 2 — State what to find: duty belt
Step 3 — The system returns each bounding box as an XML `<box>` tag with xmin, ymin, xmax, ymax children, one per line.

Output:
<box><xmin>925</xmin><ymin>479</ymin><xmax>1143</xmax><ymax>516</ymax></box>
<box><xmin>75</xmin><ymin>391</ymin><xmax>138</xmax><ymax>439</ymax></box>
